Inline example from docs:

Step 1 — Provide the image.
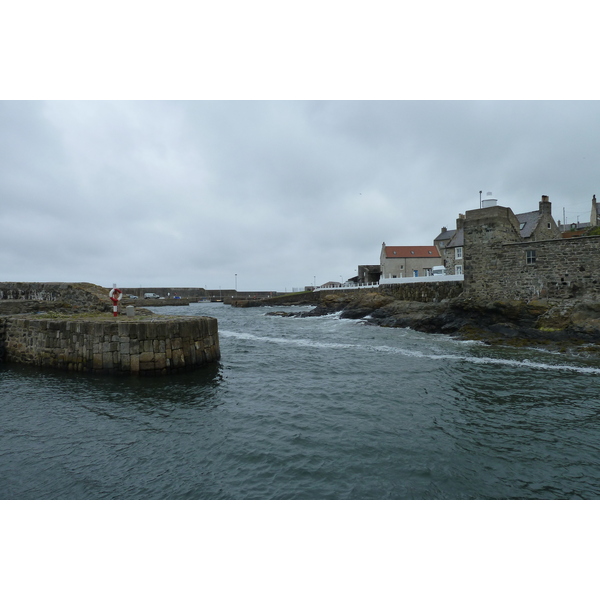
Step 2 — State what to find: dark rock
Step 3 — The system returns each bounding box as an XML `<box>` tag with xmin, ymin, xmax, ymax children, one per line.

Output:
<box><xmin>251</xmin><ymin>288</ymin><xmax>600</xmax><ymax>349</ymax></box>
<box><xmin>340</xmin><ymin>307</ymin><xmax>373</xmax><ymax>319</ymax></box>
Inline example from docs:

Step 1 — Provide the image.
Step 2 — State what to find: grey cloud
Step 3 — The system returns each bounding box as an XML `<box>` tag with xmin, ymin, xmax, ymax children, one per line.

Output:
<box><xmin>2</xmin><ymin>101</ymin><xmax>599</xmax><ymax>291</ymax></box>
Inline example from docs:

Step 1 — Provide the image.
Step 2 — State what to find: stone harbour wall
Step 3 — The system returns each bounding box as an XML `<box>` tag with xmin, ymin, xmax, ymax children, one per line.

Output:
<box><xmin>0</xmin><ymin>317</ymin><xmax>6</xmax><ymax>362</ymax></box>
<box><xmin>2</xmin><ymin>316</ymin><xmax>220</xmax><ymax>375</ymax></box>
<box><xmin>465</xmin><ymin>236</ymin><xmax>600</xmax><ymax>301</ymax></box>
<box><xmin>463</xmin><ymin>207</ymin><xmax>600</xmax><ymax>301</ymax></box>
<box><xmin>0</xmin><ymin>282</ymin><xmax>111</xmax><ymax>315</ymax></box>
<box><xmin>245</xmin><ymin>283</ymin><xmax>465</xmax><ymax>308</ymax></box>
<box><xmin>379</xmin><ymin>281</ymin><xmax>463</xmax><ymax>302</ymax></box>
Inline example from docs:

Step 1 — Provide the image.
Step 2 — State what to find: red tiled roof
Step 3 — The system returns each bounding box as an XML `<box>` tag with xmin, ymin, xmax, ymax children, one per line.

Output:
<box><xmin>383</xmin><ymin>246</ymin><xmax>440</xmax><ymax>258</ymax></box>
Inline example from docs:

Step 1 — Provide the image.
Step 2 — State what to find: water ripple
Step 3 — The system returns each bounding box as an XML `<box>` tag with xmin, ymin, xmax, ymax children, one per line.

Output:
<box><xmin>2</xmin><ymin>304</ymin><xmax>600</xmax><ymax>499</ymax></box>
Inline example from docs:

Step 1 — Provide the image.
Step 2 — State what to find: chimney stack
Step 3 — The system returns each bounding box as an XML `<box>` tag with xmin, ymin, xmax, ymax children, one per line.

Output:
<box><xmin>539</xmin><ymin>195</ymin><xmax>551</xmax><ymax>215</ymax></box>
<box><xmin>591</xmin><ymin>195</ymin><xmax>599</xmax><ymax>226</ymax></box>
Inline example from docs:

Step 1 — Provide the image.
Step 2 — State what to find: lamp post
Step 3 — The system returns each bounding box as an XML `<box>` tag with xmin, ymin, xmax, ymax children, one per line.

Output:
<box><xmin>235</xmin><ymin>274</ymin><xmax>237</xmax><ymax>291</ymax></box>
<box><xmin>479</xmin><ymin>190</ymin><xmax>482</xmax><ymax>208</ymax></box>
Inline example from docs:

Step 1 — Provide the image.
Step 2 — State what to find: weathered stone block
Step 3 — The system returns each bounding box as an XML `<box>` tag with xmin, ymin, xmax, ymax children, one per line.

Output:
<box><xmin>139</xmin><ymin>359</ymin><xmax>155</xmax><ymax>371</ymax></box>
<box><xmin>102</xmin><ymin>352</ymin><xmax>113</xmax><ymax>369</ymax></box>
<box><xmin>155</xmin><ymin>353</ymin><xmax>167</xmax><ymax>369</ymax></box>
<box><xmin>139</xmin><ymin>351</ymin><xmax>154</xmax><ymax>363</ymax></box>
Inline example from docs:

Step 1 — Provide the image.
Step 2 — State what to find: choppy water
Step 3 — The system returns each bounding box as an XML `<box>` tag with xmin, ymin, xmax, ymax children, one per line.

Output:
<box><xmin>2</xmin><ymin>302</ymin><xmax>600</xmax><ymax>499</ymax></box>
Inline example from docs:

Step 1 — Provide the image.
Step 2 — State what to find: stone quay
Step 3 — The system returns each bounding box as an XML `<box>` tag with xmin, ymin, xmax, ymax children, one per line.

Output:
<box><xmin>0</xmin><ymin>315</ymin><xmax>220</xmax><ymax>376</ymax></box>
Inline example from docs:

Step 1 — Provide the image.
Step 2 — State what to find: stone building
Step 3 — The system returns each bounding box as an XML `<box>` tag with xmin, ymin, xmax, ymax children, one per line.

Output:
<box><xmin>380</xmin><ymin>243</ymin><xmax>442</xmax><ymax>278</ymax></box>
<box><xmin>357</xmin><ymin>265</ymin><xmax>381</xmax><ymax>285</ymax></box>
<box><xmin>433</xmin><ymin>226</ymin><xmax>455</xmax><ymax>255</ymax></box>
<box><xmin>514</xmin><ymin>195</ymin><xmax>561</xmax><ymax>241</ymax></box>
<box><xmin>462</xmin><ymin>195</ymin><xmax>600</xmax><ymax>301</ymax></box>
<box><xmin>434</xmin><ymin>215</ymin><xmax>465</xmax><ymax>275</ymax></box>
<box><xmin>435</xmin><ymin>195</ymin><xmax>560</xmax><ymax>276</ymax></box>
<box><xmin>591</xmin><ymin>194</ymin><xmax>599</xmax><ymax>228</ymax></box>
<box><xmin>555</xmin><ymin>194</ymin><xmax>600</xmax><ymax>234</ymax></box>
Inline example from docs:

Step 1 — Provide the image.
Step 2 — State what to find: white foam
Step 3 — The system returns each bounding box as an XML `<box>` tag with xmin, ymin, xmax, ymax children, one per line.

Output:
<box><xmin>219</xmin><ymin>329</ymin><xmax>600</xmax><ymax>375</ymax></box>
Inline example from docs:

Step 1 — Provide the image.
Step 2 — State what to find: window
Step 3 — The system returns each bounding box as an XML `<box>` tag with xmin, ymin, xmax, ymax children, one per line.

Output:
<box><xmin>456</xmin><ymin>265</ymin><xmax>463</xmax><ymax>275</ymax></box>
<box><xmin>526</xmin><ymin>250</ymin><xmax>536</xmax><ymax>264</ymax></box>
<box><xmin>455</xmin><ymin>247</ymin><xmax>463</xmax><ymax>259</ymax></box>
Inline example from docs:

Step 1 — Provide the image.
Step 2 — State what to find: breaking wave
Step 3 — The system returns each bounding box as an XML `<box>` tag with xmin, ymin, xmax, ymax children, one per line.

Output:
<box><xmin>219</xmin><ymin>329</ymin><xmax>600</xmax><ymax>375</ymax></box>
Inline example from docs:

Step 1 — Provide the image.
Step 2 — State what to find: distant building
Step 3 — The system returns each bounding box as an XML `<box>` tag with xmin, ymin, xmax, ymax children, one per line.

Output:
<box><xmin>319</xmin><ymin>281</ymin><xmax>344</xmax><ymax>288</ymax></box>
<box><xmin>560</xmin><ymin>194</ymin><xmax>599</xmax><ymax>236</ymax></box>
<box><xmin>434</xmin><ymin>215</ymin><xmax>465</xmax><ymax>275</ymax></box>
<box><xmin>591</xmin><ymin>195</ymin><xmax>599</xmax><ymax>227</ymax></box>
<box><xmin>380</xmin><ymin>243</ymin><xmax>442</xmax><ymax>278</ymax></box>
<box><xmin>433</xmin><ymin>226</ymin><xmax>455</xmax><ymax>254</ymax></box>
<box><xmin>357</xmin><ymin>265</ymin><xmax>381</xmax><ymax>285</ymax></box>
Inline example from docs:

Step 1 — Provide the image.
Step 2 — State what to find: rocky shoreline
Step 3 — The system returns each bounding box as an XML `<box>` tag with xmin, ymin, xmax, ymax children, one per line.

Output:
<box><xmin>263</xmin><ymin>291</ymin><xmax>600</xmax><ymax>352</ymax></box>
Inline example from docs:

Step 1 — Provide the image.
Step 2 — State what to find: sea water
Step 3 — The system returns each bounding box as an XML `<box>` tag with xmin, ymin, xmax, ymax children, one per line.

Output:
<box><xmin>2</xmin><ymin>302</ymin><xmax>600</xmax><ymax>499</ymax></box>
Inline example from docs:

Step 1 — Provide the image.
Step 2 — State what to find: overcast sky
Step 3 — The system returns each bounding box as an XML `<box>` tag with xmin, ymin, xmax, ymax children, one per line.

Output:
<box><xmin>2</xmin><ymin>2</ymin><xmax>599</xmax><ymax>292</ymax></box>
<box><xmin>2</xmin><ymin>100</ymin><xmax>600</xmax><ymax>291</ymax></box>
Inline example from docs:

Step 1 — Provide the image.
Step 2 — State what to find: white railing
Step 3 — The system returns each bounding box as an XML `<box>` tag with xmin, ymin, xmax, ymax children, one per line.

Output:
<box><xmin>314</xmin><ymin>274</ymin><xmax>463</xmax><ymax>292</ymax></box>
<box><xmin>314</xmin><ymin>282</ymin><xmax>380</xmax><ymax>292</ymax></box>
<box><xmin>379</xmin><ymin>274</ymin><xmax>464</xmax><ymax>285</ymax></box>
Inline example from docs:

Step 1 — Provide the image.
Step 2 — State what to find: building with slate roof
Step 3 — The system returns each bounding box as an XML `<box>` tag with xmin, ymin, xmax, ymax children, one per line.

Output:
<box><xmin>434</xmin><ymin>195</ymin><xmax>560</xmax><ymax>276</ymax></box>
<box><xmin>515</xmin><ymin>196</ymin><xmax>560</xmax><ymax>240</ymax></box>
<box><xmin>434</xmin><ymin>214</ymin><xmax>465</xmax><ymax>275</ymax></box>
<box><xmin>462</xmin><ymin>194</ymin><xmax>600</xmax><ymax>301</ymax></box>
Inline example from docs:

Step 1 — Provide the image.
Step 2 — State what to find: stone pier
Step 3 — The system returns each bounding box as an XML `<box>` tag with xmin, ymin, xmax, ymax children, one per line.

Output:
<box><xmin>0</xmin><ymin>315</ymin><xmax>220</xmax><ymax>375</ymax></box>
